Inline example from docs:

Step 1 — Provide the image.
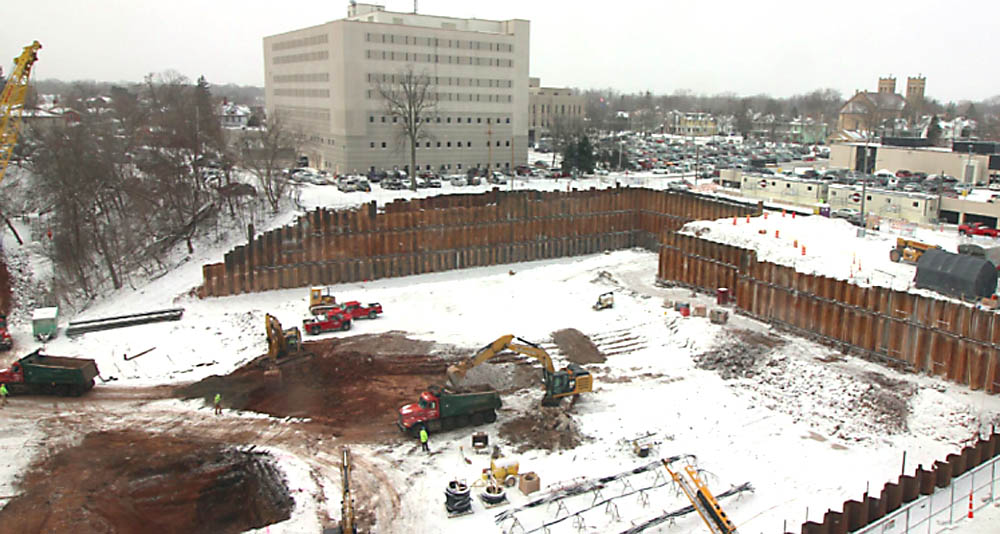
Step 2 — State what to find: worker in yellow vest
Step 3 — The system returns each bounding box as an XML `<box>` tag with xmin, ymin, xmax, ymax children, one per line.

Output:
<box><xmin>419</xmin><ymin>425</ymin><xmax>429</xmax><ymax>453</ymax></box>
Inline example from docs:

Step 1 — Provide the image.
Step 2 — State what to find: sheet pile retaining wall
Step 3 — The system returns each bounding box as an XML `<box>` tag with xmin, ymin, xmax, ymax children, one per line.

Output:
<box><xmin>797</xmin><ymin>431</ymin><xmax>1000</xmax><ymax>534</ymax></box>
<box><xmin>657</xmin><ymin>231</ymin><xmax>1000</xmax><ymax>393</ymax></box>
<box><xmin>200</xmin><ymin>188</ymin><xmax>757</xmax><ymax>297</ymax></box>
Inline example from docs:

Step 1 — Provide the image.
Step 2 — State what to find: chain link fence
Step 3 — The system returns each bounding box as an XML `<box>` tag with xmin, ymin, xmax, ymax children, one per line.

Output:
<box><xmin>857</xmin><ymin>454</ymin><xmax>999</xmax><ymax>534</ymax></box>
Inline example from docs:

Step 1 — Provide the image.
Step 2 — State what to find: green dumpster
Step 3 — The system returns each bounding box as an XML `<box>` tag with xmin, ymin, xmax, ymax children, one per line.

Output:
<box><xmin>32</xmin><ymin>307</ymin><xmax>59</xmax><ymax>341</ymax></box>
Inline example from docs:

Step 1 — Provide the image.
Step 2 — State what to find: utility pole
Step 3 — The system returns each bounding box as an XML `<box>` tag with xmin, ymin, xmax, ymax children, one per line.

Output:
<box><xmin>487</xmin><ymin>119</ymin><xmax>493</xmax><ymax>178</ymax></box>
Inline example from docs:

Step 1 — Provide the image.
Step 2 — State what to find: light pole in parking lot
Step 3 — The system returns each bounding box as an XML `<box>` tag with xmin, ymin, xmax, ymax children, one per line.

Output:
<box><xmin>860</xmin><ymin>132</ymin><xmax>870</xmax><ymax>230</ymax></box>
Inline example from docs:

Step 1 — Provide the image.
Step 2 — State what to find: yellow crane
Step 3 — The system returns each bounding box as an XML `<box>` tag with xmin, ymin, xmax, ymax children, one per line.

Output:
<box><xmin>662</xmin><ymin>460</ymin><xmax>739</xmax><ymax>534</ymax></box>
<box><xmin>0</xmin><ymin>41</ymin><xmax>42</xmax><ymax>185</ymax></box>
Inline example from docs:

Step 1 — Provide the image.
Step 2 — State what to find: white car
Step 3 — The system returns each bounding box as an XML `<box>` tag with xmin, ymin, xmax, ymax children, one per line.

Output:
<box><xmin>449</xmin><ymin>175</ymin><xmax>467</xmax><ymax>186</ymax></box>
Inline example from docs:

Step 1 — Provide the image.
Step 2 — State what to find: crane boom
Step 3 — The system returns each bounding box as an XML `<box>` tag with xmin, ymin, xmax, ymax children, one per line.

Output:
<box><xmin>0</xmin><ymin>41</ymin><xmax>42</xmax><ymax>185</ymax></box>
<box><xmin>662</xmin><ymin>461</ymin><xmax>738</xmax><ymax>534</ymax></box>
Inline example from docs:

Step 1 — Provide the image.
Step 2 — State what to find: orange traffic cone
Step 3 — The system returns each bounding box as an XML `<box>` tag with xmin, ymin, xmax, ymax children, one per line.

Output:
<box><xmin>793</xmin><ymin>239</ymin><xmax>798</xmax><ymax>248</ymax></box>
<box><xmin>782</xmin><ymin>209</ymin><xmax>786</xmax><ymax>217</ymax></box>
<box><xmin>801</xmin><ymin>245</ymin><xmax>806</xmax><ymax>256</ymax></box>
<box><xmin>969</xmin><ymin>491</ymin><xmax>974</xmax><ymax>519</ymax></box>
<box><xmin>733</xmin><ymin>217</ymin><xmax>737</xmax><ymax>226</ymax></box>
<box><xmin>764</xmin><ymin>212</ymin><xmax>769</xmax><ymax>220</ymax></box>
<box><xmin>775</xmin><ymin>230</ymin><xmax>780</xmax><ymax>238</ymax></box>
<box><xmin>746</xmin><ymin>215</ymin><xmax>750</xmax><ymax>223</ymax></box>
<box><xmin>792</xmin><ymin>211</ymin><xmax>796</xmax><ymax>219</ymax></box>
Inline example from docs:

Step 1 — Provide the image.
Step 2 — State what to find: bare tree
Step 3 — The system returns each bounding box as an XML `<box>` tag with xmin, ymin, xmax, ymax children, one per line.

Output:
<box><xmin>374</xmin><ymin>66</ymin><xmax>436</xmax><ymax>189</ymax></box>
<box><xmin>238</xmin><ymin>116</ymin><xmax>298</xmax><ymax>212</ymax></box>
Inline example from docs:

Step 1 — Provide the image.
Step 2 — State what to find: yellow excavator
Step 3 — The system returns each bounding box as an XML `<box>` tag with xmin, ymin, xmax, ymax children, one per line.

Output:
<box><xmin>265</xmin><ymin>313</ymin><xmax>303</xmax><ymax>365</ymax></box>
<box><xmin>889</xmin><ymin>237</ymin><xmax>939</xmax><ymax>264</ymax></box>
<box><xmin>1</xmin><ymin>41</ymin><xmax>42</xmax><ymax>186</ymax></box>
<box><xmin>447</xmin><ymin>334</ymin><xmax>594</xmax><ymax>406</ymax></box>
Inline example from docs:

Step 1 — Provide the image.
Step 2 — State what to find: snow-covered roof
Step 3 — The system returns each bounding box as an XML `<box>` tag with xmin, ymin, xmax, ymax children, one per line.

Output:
<box><xmin>221</xmin><ymin>103</ymin><xmax>252</xmax><ymax>117</ymax></box>
<box><xmin>32</xmin><ymin>307</ymin><xmax>58</xmax><ymax>321</ymax></box>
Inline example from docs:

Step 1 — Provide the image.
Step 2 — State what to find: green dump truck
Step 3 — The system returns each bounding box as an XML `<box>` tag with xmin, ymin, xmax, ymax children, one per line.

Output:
<box><xmin>0</xmin><ymin>349</ymin><xmax>100</xmax><ymax>396</ymax></box>
<box><xmin>397</xmin><ymin>384</ymin><xmax>501</xmax><ymax>435</ymax></box>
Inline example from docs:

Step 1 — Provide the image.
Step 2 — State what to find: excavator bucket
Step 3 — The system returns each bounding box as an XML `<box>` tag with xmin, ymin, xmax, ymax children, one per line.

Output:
<box><xmin>446</xmin><ymin>364</ymin><xmax>466</xmax><ymax>387</ymax></box>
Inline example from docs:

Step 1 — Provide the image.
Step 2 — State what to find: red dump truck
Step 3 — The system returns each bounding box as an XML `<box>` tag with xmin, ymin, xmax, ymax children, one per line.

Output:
<box><xmin>397</xmin><ymin>385</ymin><xmax>500</xmax><ymax>435</ymax></box>
<box><xmin>0</xmin><ymin>349</ymin><xmax>100</xmax><ymax>396</ymax></box>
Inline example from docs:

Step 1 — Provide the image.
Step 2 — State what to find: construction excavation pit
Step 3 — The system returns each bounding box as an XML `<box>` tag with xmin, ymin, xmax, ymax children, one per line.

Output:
<box><xmin>176</xmin><ymin>332</ymin><xmax>455</xmax><ymax>441</ymax></box>
<box><xmin>0</xmin><ymin>430</ymin><xmax>294</xmax><ymax>534</ymax></box>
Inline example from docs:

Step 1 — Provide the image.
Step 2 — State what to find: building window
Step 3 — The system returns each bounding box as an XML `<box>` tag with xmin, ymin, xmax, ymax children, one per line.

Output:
<box><xmin>369</xmin><ymin>116</ymin><xmax>374</xmax><ymax>122</ymax></box>
<box><xmin>886</xmin><ymin>198</ymin><xmax>891</xmax><ymax>203</ymax></box>
<box><xmin>457</xmin><ymin>163</ymin><xmax>462</xmax><ymax>169</ymax></box>
<box><xmin>457</xmin><ymin>141</ymin><xmax>462</xmax><ymax>147</ymax></box>
<box><xmin>867</xmin><ymin>195</ymin><xmax>872</xmax><ymax>201</ymax></box>
<box><xmin>467</xmin><ymin>117</ymin><xmax>472</xmax><ymax>123</ymax></box>
<box><xmin>370</xmin><ymin>142</ymin><xmax>375</xmax><ymax>148</ymax></box>
<box><xmin>477</xmin><ymin>118</ymin><xmax>482</xmax><ymax>123</ymax></box>
<box><xmin>426</xmin><ymin>142</ymin><xmax>431</xmax><ymax>148</ymax></box>
<box><xmin>393</xmin><ymin>117</ymin><xmax>397</xmax><ymax>123</ymax></box>
<box><xmin>436</xmin><ymin>117</ymin><xmax>441</xmax><ymax>123</ymax></box>
<box><xmin>437</xmin><ymin>142</ymin><xmax>441</xmax><ymax>147</ymax></box>
<box><xmin>447</xmin><ymin>117</ymin><xmax>451</xmax><ymax>123</ymax></box>
<box><xmin>505</xmin><ymin>140</ymin><xmax>510</xmax><ymax>147</ymax></box>
<box><xmin>447</xmin><ymin>142</ymin><xmax>451</xmax><ymax>147</ymax></box>
<box><xmin>468</xmin><ymin>140</ymin><xmax>472</xmax><ymax>147</ymax></box>
<box><xmin>381</xmin><ymin>116</ymin><xmax>386</xmax><ymax>123</ymax></box>
<box><xmin>807</xmin><ymin>186</ymin><xmax>813</xmax><ymax>191</ymax></box>
<box><xmin>913</xmin><ymin>201</ymin><xmax>919</xmax><ymax>207</ymax></box>
<box><xmin>496</xmin><ymin>141</ymin><xmax>500</xmax><ymax>147</ymax></box>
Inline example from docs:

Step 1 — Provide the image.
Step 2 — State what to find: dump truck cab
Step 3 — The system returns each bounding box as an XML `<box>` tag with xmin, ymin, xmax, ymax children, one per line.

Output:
<box><xmin>398</xmin><ymin>390</ymin><xmax>442</xmax><ymax>430</ymax></box>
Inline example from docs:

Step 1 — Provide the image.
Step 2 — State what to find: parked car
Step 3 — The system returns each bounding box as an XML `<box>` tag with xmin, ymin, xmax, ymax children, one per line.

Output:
<box><xmin>959</xmin><ymin>222</ymin><xmax>1000</xmax><ymax>238</ymax></box>
<box><xmin>449</xmin><ymin>175</ymin><xmax>467</xmax><ymax>187</ymax></box>
<box><xmin>831</xmin><ymin>208</ymin><xmax>862</xmax><ymax>224</ymax></box>
<box><xmin>356</xmin><ymin>179</ymin><xmax>372</xmax><ymax>192</ymax></box>
<box><xmin>488</xmin><ymin>172</ymin><xmax>507</xmax><ymax>185</ymax></box>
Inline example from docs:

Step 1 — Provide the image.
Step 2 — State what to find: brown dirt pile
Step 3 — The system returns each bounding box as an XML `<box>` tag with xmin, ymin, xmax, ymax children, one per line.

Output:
<box><xmin>552</xmin><ymin>328</ymin><xmax>605</xmax><ymax>364</ymax></box>
<box><xmin>176</xmin><ymin>332</ymin><xmax>449</xmax><ymax>440</ymax></box>
<box><xmin>499</xmin><ymin>406</ymin><xmax>584</xmax><ymax>453</ymax></box>
<box><xmin>0</xmin><ymin>430</ymin><xmax>293</xmax><ymax>534</ymax></box>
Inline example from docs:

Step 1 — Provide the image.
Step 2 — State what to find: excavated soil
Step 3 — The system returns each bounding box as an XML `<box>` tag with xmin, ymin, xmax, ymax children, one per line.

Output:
<box><xmin>0</xmin><ymin>430</ymin><xmax>293</xmax><ymax>534</ymax></box>
<box><xmin>552</xmin><ymin>328</ymin><xmax>606</xmax><ymax>364</ymax></box>
<box><xmin>0</xmin><ymin>250</ymin><xmax>11</xmax><ymax>315</ymax></box>
<box><xmin>176</xmin><ymin>332</ymin><xmax>451</xmax><ymax>441</ymax></box>
<box><xmin>499</xmin><ymin>406</ymin><xmax>585</xmax><ymax>453</ymax></box>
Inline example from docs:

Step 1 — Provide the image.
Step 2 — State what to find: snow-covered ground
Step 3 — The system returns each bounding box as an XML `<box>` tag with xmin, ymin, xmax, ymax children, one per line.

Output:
<box><xmin>684</xmin><ymin>210</ymin><xmax>998</xmax><ymax>298</ymax></box>
<box><xmin>1</xmin><ymin>171</ymin><xmax>999</xmax><ymax>533</ymax></box>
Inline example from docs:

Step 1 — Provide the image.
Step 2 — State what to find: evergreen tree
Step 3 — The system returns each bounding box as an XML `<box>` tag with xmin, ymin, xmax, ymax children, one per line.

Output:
<box><xmin>562</xmin><ymin>136</ymin><xmax>578</xmax><ymax>171</ymax></box>
<box><xmin>576</xmin><ymin>136</ymin><xmax>595</xmax><ymax>173</ymax></box>
<box><xmin>927</xmin><ymin>115</ymin><xmax>942</xmax><ymax>145</ymax></box>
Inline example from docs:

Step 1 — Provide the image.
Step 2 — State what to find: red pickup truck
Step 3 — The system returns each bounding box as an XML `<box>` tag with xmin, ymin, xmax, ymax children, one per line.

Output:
<box><xmin>302</xmin><ymin>310</ymin><xmax>352</xmax><ymax>335</ymax></box>
<box><xmin>337</xmin><ymin>301</ymin><xmax>383</xmax><ymax>320</ymax></box>
<box><xmin>959</xmin><ymin>222</ymin><xmax>1000</xmax><ymax>238</ymax></box>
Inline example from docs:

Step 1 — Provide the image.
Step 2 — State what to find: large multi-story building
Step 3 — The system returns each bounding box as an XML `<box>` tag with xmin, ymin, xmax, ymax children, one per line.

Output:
<box><xmin>263</xmin><ymin>2</ymin><xmax>530</xmax><ymax>175</ymax></box>
<box><xmin>837</xmin><ymin>76</ymin><xmax>925</xmax><ymax>134</ymax></box>
<box><xmin>666</xmin><ymin>112</ymin><xmax>717</xmax><ymax>137</ymax></box>
<box><xmin>528</xmin><ymin>77</ymin><xmax>584</xmax><ymax>145</ymax></box>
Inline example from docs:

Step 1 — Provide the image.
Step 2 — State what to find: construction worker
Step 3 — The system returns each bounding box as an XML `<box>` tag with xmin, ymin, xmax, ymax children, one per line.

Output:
<box><xmin>213</xmin><ymin>393</ymin><xmax>222</xmax><ymax>415</ymax></box>
<box><xmin>0</xmin><ymin>383</ymin><xmax>7</xmax><ymax>407</ymax></box>
<box><xmin>419</xmin><ymin>425</ymin><xmax>429</xmax><ymax>453</ymax></box>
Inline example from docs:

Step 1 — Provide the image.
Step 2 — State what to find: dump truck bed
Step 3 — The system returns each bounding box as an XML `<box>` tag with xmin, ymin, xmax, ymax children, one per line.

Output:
<box><xmin>20</xmin><ymin>351</ymin><xmax>99</xmax><ymax>386</ymax></box>
<box><xmin>439</xmin><ymin>390</ymin><xmax>501</xmax><ymax>418</ymax></box>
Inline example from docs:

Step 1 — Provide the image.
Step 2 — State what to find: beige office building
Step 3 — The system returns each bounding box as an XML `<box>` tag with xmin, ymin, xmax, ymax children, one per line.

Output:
<box><xmin>263</xmin><ymin>2</ymin><xmax>530</xmax><ymax>175</ymax></box>
<box><xmin>830</xmin><ymin>143</ymin><xmax>994</xmax><ymax>185</ymax></box>
<box><xmin>528</xmin><ymin>77</ymin><xmax>584</xmax><ymax>145</ymax></box>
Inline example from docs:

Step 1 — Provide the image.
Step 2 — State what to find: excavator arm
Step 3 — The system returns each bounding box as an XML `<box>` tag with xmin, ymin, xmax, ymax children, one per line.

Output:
<box><xmin>446</xmin><ymin>334</ymin><xmax>592</xmax><ymax>406</ymax></box>
<box><xmin>447</xmin><ymin>334</ymin><xmax>555</xmax><ymax>386</ymax></box>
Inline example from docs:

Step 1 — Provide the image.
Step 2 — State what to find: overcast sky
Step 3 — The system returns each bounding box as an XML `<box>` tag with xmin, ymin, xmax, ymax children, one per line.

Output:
<box><xmin>2</xmin><ymin>0</ymin><xmax>997</xmax><ymax>102</ymax></box>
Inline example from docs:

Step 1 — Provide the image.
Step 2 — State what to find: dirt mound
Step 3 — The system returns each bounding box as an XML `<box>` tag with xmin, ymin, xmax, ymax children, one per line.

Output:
<box><xmin>499</xmin><ymin>406</ymin><xmax>584</xmax><ymax>453</ymax></box>
<box><xmin>552</xmin><ymin>328</ymin><xmax>605</xmax><ymax>364</ymax></box>
<box><xmin>176</xmin><ymin>333</ymin><xmax>449</xmax><ymax>441</ymax></box>
<box><xmin>0</xmin><ymin>430</ymin><xmax>292</xmax><ymax>534</ymax></box>
<box><xmin>694</xmin><ymin>330</ymin><xmax>785</xmax><ymax>379</ymax></box>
